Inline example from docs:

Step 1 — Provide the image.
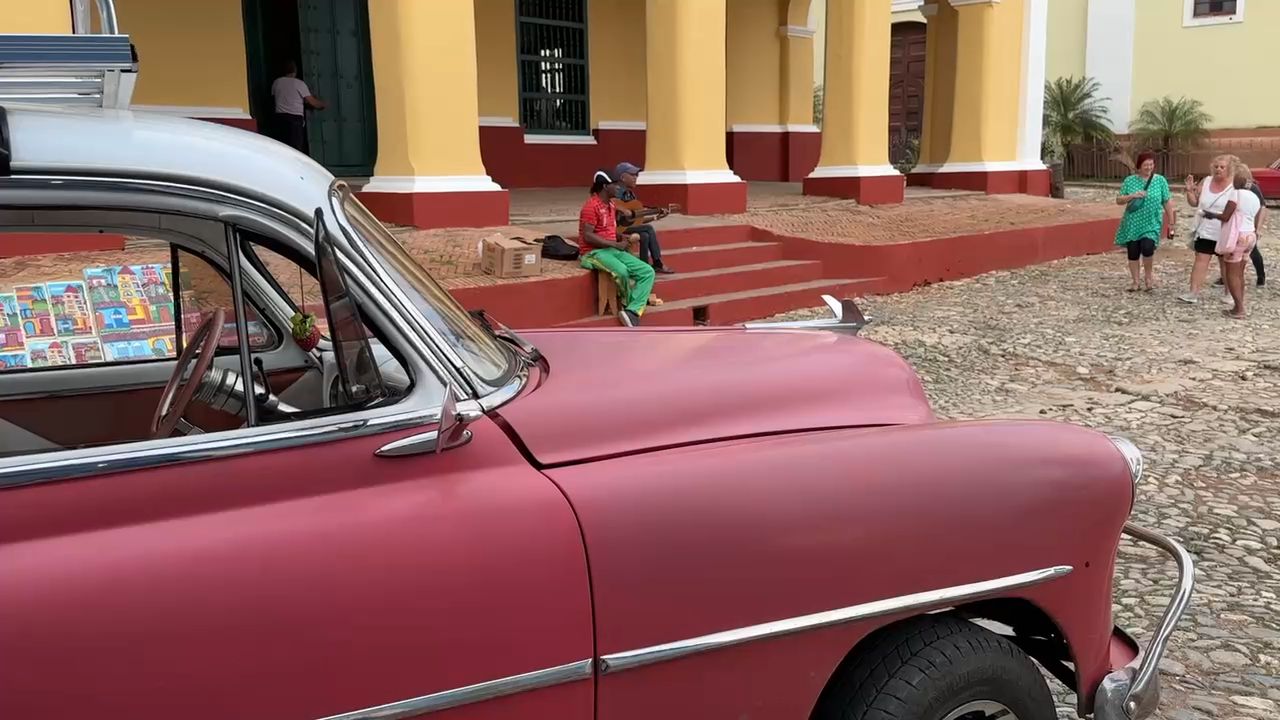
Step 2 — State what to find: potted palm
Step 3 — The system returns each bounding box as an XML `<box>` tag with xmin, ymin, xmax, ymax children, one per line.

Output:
<box><xmin>1129</xmin><ymin>96</ymin><xmax>1212</xmax><ymax>178</ymax></box>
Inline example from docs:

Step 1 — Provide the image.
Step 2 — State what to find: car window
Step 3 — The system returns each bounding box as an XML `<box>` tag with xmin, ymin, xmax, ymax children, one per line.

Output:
<box><xmin>0</xmin><ymin>232</ymin><xmax>273</xmax><ymax>372</ymax></box>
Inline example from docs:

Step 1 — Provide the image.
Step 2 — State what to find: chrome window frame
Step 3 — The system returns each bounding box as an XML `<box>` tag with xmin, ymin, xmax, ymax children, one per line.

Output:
<box><xmin>0</xmin><ymin>175</ymin><xmax>462</xmax><ymax>489</ymax></box>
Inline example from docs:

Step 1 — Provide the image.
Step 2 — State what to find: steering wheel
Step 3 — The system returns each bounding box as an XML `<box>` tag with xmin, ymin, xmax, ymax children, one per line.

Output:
<box><xmin>151</xmin><ymin>308</ymin><xmax>225</xmax><ymax>439</ymax></box>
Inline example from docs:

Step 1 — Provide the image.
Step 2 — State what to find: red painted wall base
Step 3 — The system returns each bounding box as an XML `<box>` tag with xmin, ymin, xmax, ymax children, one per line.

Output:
<box><xmin>0</xmin><ymin>233</ymin><xmax>126</xmax><ymax>259</ymax></box>
<box><xmin>786</xmin><ymin>132</ymin><xmax>822</xmax><ymax>182</ymax></box>
<box><xmin>201</xmin><ymin>117</ymin><xmax>258</xmax><ymax>132</ymax></box>
<box><xmin>803</xmin><ymin>173</ymin><xmax>906</xmax><ymax>205</ymax></box>
<box><xmin>928</xmin><ymin>168</ymin><xmax>1051</xmax><ymax>196</ymax></box>
<box><xmin>357</xmin><ymin>189</ymin><xmax>511</xmax><ymax>229</ymax></box>
<box><xmin>639</xmin><ymin>181</ymin><xmax>748</xmax><ymax>215</ymax></box>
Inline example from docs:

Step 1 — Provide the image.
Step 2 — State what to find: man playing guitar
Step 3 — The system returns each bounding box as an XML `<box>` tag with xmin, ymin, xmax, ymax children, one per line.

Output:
<box><xmin>612</xmin><ymin>162</ymin><xmax>676</xmax><ymax>274</ymax></box>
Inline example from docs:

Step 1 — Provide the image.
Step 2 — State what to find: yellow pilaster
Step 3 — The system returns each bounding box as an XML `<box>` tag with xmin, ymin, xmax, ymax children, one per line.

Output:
<box><xmin>638</xmin><ymin>0</ymin><xmax>744</xmax><ymax>214</ymax></box>
<box><xmin>944</xmin><ymin>0</ymin><xmax>1024</xmax><ymax>164</ymax></box>
<box><xmin>804</xmin><ymin>0</ymin><xmax>903</xmax><ymax>203</ymax></box>
<box><xmin>812</xmin><ymin>0</ymin><xmax>894</xmax><ymax>170</ymax></box>
<box><xmin>366</xmin><ymin>0</ymin><xmax>489</xmax><ymax>180</ymax></box>
<box><xmin>780</xmin><ymin>32</ymin><xmax>815</xmax><ymax>127</ymax></box>
<box><xmin>0</xmin><ymin>0</ymin><xmax>71</xmax><ymax>33</ymax></box>
<box><xmin>642</xmin><ymin>0</ymin><xmax>735</xmax><ymax>176</ymax></box>
<box><xmin>916</xmin><ymin>0</ymin><xmax>958</xmax><ymax>168</ymax></box>
<box><xmin>362</xmin><ymin>0</ymin><xmax>506</xmax><ymax>229</ymax></box>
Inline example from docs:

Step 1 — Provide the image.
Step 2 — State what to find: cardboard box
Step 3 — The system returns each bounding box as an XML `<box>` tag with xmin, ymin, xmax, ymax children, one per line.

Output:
<box><xmin>480</xmin><ymin>235</ymin><xmax>543</xmax><ymax>278</ymax></box>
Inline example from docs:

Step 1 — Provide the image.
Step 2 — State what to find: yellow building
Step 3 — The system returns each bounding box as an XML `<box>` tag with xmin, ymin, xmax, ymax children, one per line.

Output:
<box><xmin>5</xmin><ymin>0</ymin><xmax>1052</xmax><ymax>228</ymax></box>
<box><xmin>1046</xmin><ymin>0</ymin><xmax>1277</xmax><ymax>132</ymax></box>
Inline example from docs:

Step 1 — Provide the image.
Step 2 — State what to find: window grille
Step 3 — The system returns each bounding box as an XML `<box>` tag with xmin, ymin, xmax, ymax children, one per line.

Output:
<box><xmin>1192</xmin><ymin>0</ymin><xmax>1237</xmax><ymax>16</ymax></box>
<box><xmin>516</xmin><ymin>0</ymin><xmax>590</xmax><ymax>135</ymax></box>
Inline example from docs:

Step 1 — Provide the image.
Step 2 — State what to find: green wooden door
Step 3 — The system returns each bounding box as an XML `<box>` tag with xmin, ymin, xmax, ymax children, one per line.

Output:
<box><xmin>297</xmin><ymin>0</ymin><xmax>378</xmax><ymax>177</ymax></box>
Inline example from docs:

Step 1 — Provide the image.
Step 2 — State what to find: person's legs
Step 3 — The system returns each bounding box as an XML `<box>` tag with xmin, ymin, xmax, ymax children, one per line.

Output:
<box><xmin>1140</xmin><ymin>238</ymin><xmax>1157</xmax><ymax>290</ymax></box>
<box><xmin>632</xmin><ymin>225</ymin><xmax>653</xmax><ymax>265</ymax></box>
<box><xmin>634</xmin><ymin>224</ymin><xmax>668</xmax><ymax>271</ymax></box>
<box><xmin>1183</xmin><ymin>239</ymin><xmax>1216</xmax><ymax>302</ymax></box>
<box><xmin>1250</xmin><ymin>244</ymin><xmax>1266</xmax><ymax>286</ymax></box>
<box><xmin>276</xmin><ymin>113</ymin><xmax>306</xmax><ymax>153</ymax></box>
<box><xmin>1125</xmin><ymin>241</ymin><xmax>1142</xmax><ymax>290</ymax></box>
<box><xmin>1224</xmin><ymin>260</ymin><xmax>1246</xmax><ymax>317</ymax></box>
<box><xmin>582</xmin><ymin>248</ymin><xmax>655</xmax><ymax>323</ymax></box>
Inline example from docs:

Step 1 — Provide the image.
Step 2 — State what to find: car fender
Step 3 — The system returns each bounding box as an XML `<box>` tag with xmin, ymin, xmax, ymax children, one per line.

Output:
<box><xmin>545</xmin><ymin>418</ymin><xmax>1134</xmax><ymax>718</ymax></box>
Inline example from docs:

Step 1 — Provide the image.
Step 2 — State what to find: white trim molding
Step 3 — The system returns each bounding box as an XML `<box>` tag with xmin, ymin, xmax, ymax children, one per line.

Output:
<box><xmin>129</xmin><ymin>104</ymin><xmax>251</xmax><ymax>120</ymax></box>
<box><xmin>786</xmin><ymin>124</ymin><xmax>822</xmax><ymax>133</ymax></box>
<box><xmin>778</xmin><ymin>24</ymin><xmax>817</xmax><ymax>39</ymax></box>
<box><xmin>479</xmin><ymin>116</ymin><xmax>520</xmax><ymax>127</ymax></box>
<box><xmin>1085</xmin><ymin>0</ymin><xmax>1135</xmax><ymax>133</ymax></box>
<box><xmin>523</xmin><ymin>134</ymin><xmax>597</xmax><ymax>146</ymax></box>
<box><xmin>807</xmin><ymin>164</ymin><xmax>904</xmax><ymax>179</ymax></box>
<box><xmin>929</xmin><ymin>160</ymin><xmax>1048</xmax><ymax>173</ymax></box>
<box><xmin>1017</xmin><ymin>0</ymin><xmax>1048</xmax><ymax>164</ymax></box>
<box><xmin>920</xmin><ymin>2</ymin><xmax>940</xmax><ymax>18</ymax></box>
<box><xmin>595</xmin><ymin>120</ymin><xmax>646</xmax><ymax>131</ymax></box>
<box><xmin>637</xmin><ymin>169</ymin><xmax>744</xmax><ymax>185</ymax></box>
<box><xmin>361</xmin><ymin>175</ymin><xmax>503</xmax><ymax>193</ymax></box>
<box><xmin>730</xmin><ymin>124</ymin><xmax>787</xmax><ymax>133</ymax></box>
<box><xmin>1183</xmin><ymin>0</ymin><xmax>1244</xmax><ymax>27</ymax></box>
<box><xmin>893</xmin><ymin>0</ymin><xmax>925</xmax><ymax>12</ymax></box>
<box><xmin>948</xmin><ymin>0</ymin><xmax>1000</xmax><ymax>6</ymax></box>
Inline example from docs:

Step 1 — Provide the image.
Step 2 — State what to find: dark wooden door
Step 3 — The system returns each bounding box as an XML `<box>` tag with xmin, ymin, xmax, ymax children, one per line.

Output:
<box><xmin>297</xmin><ymin>0</ymin><xmax>378</xmax><ymax>177</ymax></box>
<box><xmin>888</xmin><ymin>22</ymin><xmax>927</xmax><ymax>140</ymax></box>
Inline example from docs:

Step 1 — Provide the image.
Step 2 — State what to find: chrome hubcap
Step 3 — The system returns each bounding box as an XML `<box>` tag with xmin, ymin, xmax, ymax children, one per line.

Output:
<box><xmin>941</xmin><ymin>700</ymin><xmax>1018</xmax><ymax>720</ymax></box>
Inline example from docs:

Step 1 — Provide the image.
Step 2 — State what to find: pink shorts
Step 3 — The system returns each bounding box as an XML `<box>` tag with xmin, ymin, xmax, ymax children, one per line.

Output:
<box><xmin>1222</xmin><ymin>233</ymin><xmax>1257</xmax><ymax>264</ymax></box>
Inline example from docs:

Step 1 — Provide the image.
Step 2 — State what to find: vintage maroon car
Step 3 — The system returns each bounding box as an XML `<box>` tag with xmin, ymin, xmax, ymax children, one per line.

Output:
<box><xmin>0</xmin><ymin>30</ymin><xmax>1191</xmax><ymax>720</ymax></box>
<box><xmin>1252</xmin><ymin>159</ymin><xmax>1280</xmax><ymax>199</ymax></box>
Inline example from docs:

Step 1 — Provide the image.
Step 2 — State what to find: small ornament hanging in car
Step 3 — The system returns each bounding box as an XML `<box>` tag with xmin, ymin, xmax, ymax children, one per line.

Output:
<box><xmin>290</xmin><ymin>311</ymin><xmax>320</xmax><ymax>352</ymax></box>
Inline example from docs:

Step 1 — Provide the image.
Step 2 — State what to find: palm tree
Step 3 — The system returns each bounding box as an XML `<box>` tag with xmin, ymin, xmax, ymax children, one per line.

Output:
<box><xmin>1043</xmin><ymin>76</ymin><xmax>1114</xmax><ymax>147</ymax></box>
<box><xmin>1129</xmin><ymin>96</ymin><xmax>1213</xmax><ymax>153</ymax></box>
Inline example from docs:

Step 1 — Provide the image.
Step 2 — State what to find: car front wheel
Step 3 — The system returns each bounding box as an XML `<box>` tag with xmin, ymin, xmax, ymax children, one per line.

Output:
<box><xmin>813</xmin><ymin>615</ymin><xmax>1055</xmax><ymax>720</ymax></box>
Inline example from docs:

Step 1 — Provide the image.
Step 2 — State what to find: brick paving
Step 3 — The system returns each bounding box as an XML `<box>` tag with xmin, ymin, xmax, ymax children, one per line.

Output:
<box><xmin>2</xmin><ymin>184</ymin><xmax>1123</xmax><ymax>295</ymax></box>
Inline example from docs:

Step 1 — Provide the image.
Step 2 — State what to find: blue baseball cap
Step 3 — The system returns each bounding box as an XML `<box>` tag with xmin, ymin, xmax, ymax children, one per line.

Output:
<box><xmin>614</xmin><ymin>162</ymin><xmax>642</xmax><ymax>178</ymax></box>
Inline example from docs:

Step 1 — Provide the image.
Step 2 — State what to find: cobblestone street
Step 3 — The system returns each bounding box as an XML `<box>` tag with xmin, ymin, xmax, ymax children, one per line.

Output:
<box><xmin>772</xmin><ymin>229</ymin><xmax>1279</xmax><ymax>717</ymax></box>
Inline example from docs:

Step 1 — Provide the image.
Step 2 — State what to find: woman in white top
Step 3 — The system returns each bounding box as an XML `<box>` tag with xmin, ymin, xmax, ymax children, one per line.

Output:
<box><xmin>1181</xmin><ymin>155</ymin><xmax>1239</xmax><ymax>303</ymax></box>
<box><xmin>1223</xmin><ymin>164</ymin><xmax>1263</xmax><ymax>319</ymax></box>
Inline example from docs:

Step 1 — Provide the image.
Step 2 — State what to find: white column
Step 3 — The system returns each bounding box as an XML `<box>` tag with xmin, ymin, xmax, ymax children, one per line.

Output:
<box><xmin>1016</xmin><ymin>0</ymin><xmax>1048</xmax><ymax>165</ymax></box>
<box><xmin>1084</xmin><ymin>0</ymin><xmax>1135</xmax><ymax>133</ymax></box>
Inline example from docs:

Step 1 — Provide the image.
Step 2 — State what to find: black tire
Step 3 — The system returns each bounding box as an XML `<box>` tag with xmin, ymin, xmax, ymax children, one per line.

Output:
<box><xmin>813</xmin><ymin>615</ymin><xmax>1056</xmax><ymax>720</ymax></box>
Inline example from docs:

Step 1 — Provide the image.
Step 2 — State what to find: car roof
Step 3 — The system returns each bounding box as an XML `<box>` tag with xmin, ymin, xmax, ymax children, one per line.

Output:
<box><xmin>3</xmin><ymin>105</ymin><xmax>334</xmax><ymax>220</ymax></box>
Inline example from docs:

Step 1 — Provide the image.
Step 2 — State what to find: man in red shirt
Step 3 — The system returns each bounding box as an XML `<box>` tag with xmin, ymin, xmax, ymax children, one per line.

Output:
<box><xmin>578</xmin><ymin>170</ymin><xmax>655</xmax><ymax>327</ymax></box>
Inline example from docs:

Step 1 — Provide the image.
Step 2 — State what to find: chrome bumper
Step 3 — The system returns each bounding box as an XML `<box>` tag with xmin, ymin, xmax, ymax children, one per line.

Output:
<box><xmin>1094</xmin><ymin>523</ymin><xmax>1195</xmax><ymax>720</ymax></box>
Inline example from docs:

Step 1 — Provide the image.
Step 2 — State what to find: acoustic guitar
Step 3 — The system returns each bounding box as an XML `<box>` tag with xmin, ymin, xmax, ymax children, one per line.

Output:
<box><xmin>615</xmin><ymin>198</ymin><xmax>681</xmax><ymax>230</ymax></box>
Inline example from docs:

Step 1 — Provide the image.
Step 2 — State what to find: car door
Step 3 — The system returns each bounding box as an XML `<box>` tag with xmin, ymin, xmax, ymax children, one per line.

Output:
<box><xmin>0</xmin><ymin>206</ymin><xmax>594</xmax><ymax>719</ymax></box>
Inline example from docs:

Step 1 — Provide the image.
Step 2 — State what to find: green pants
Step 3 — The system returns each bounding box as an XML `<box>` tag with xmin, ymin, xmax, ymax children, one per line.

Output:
<box><xmin>581</xmin><ymin>247</ymin><xmax>656</xmax><ymax>316</ymax></box>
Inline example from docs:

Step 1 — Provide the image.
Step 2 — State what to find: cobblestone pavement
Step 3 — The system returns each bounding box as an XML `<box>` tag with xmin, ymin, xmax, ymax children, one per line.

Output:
<box><xmin>767</xmin><ymin>240</ymin><xmax>1280</xmax><ymax>718</ymax></box>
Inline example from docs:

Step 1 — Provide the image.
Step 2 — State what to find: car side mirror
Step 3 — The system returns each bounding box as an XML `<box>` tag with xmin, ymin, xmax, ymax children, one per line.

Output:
<box><xmin>374</xmin><ymin>383</ymin><xmax>481</xmax><ymax>458</ymax></box>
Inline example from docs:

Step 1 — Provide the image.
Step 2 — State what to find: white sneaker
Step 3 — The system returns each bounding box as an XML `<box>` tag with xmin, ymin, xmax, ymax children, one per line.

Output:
<box><xmin>1177</xmin><ymin>293</ymin><xmax>1200</xmax><ymax>304</ymax></box>
<box><xmin>1222</xmin><ymin>293</ymin><xmax>1236</xmax><ymax>305</ymax></box>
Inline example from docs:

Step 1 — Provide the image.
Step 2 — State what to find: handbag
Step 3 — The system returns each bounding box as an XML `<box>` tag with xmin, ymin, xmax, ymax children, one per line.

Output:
<box><xmin>1215</xmin><ymin>203</ymin><xmax>1243</xmax><ymax>256</ymax></box>
<box><xmin>1125</xmin><ymin>173</ymin><xmax>1155</xmax><ymax>213</ymax></box>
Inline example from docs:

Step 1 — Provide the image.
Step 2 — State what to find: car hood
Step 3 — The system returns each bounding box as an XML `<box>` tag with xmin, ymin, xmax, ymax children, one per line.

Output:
<box><xmin>495</xmin><ymin>327</ymin><xmax>935</xmax><ymax>466</ymax></box>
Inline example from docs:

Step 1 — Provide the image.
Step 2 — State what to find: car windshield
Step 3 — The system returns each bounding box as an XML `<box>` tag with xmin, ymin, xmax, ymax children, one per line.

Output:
<box><xmin>332</xmin><ymin>186</ymin><xmax>516</xmax><ymax>390</ymax></box>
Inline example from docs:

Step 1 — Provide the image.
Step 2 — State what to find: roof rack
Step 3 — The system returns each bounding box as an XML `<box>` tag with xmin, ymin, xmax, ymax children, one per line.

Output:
<box><xmin>0</xmin><ymin>0</ymin><xmax>137</xmax><ymax>109</ymax></box>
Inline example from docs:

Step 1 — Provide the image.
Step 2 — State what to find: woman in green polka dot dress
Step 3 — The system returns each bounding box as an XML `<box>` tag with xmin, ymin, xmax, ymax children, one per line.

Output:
<box><xmin>1115</xmin><ymin>151</ymin><xmax>1177</xmax><ymax>291</ymax></box>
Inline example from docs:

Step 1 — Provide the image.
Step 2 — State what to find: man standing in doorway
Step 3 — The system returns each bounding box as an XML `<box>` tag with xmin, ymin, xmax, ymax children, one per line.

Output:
<box><xmin>271</xmin><ymin>60</ymin><xmax>326</xmax><ymax>154</ymax></box>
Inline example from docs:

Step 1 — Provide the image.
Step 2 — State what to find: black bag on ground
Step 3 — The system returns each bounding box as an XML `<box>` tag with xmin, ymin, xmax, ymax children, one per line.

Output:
<box><xmin>540</xmin><ymin>234</ymin><xmax>580</xmax><ymax>261</ymax></box>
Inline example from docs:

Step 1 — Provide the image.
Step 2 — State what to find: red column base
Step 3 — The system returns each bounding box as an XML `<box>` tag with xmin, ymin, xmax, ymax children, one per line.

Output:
<box><xmin>906</xmin><ymin>171</ymin><xmax>936</xmax><ymax>187</ymax></box>
<box><xmin>930</xmin><ymin>168</ymin><xmax>1051</xmax><ymax>196</ymax></box>
<box><xmin>803</xmin><ymin>174</ymin><xmax>905</xmax><ymax>205</ymax></box>
<box><xmin>356</xmin><ymin>189</ymin><xmax>510</xmax><ymax>229</ymax></box>
<box><xmin>785</xmin><ymin>132</ymin><xmax>822</xmax><ymax>182</ymax></box>
<box><xmin>638</xmin><ymin>182</ymin><xmax>748</xmax><ymax>215</ymax></box>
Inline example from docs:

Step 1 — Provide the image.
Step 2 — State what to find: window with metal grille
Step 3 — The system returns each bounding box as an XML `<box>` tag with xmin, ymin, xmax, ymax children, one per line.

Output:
<box><xmin>1192</xmin><ymin>0</ymin><xmax>1237</xmax><ymax>16</ymax></box>
<box><xmin>516</xmin><ymin>0</ymin><xmax>590</xmax><ymax>135</ymax></box>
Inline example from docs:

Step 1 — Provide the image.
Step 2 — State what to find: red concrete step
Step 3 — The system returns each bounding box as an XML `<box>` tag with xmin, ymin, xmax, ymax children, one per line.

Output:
<box><xmin>566</xmin><ymin>278</ymin><xmax>886</xmax><ymax>328</ymax></box>
<box><xmin>652</xmin><ymin>225</ymin><xmax>755</xmax><ymax>250</ymax></box>
<box><xmin>661</xmin><ymin>241</ymin><xmax>784</xmax><ymax>273</ymax></box>
<box><xmin>653</xmin><ymin>260</ymin><xmax>824</xmax><ymax>302</ymax></box>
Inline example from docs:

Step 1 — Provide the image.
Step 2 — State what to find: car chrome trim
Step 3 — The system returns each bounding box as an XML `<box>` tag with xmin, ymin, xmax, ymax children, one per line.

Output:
<box><xmin>1095</xmin><ymin>524</ymin><xmax>1195</xmax><ymax>720</ymax></box>
<box><xmin>314</xmin><ymin>659</ymin><xmax>594</xmax><ymax>720</ymax></box>
<box><xmin>598</xmin><ymin>565</ymin><xmax>1073</xmax><ymax>674</ymax></box>
<box><xmin>742</xmin><ymin>294</ymin><xmax>871</xmax><ymax>335</ymax></box>
<box><xmin>1107</xmin><ymin>436</ymin><xmax>1144</xmax><ymax>490</ymax></box>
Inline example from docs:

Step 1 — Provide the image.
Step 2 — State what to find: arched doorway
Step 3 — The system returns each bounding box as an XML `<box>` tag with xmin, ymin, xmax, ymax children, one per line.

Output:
<box><xmin>889</xmin><ymin>20</ymin><xmax>926</xmax><ymax>165</ymax></box>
